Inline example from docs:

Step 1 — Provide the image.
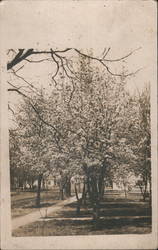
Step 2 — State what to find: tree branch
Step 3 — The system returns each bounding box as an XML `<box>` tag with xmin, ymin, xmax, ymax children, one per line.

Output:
<box><xmin>7</xmin><ymin>47</ymin><xmax>141</xmax><ymax>78</ymax></box>
<box><xmin>8</xmin><ymin>85</ymin><xmax>62</xmax><ymax>137</ymax></box>
<box><xmin>7</xmin><ymin>49</ymin><xmax>33</xmax><ymax>70</ymax></box>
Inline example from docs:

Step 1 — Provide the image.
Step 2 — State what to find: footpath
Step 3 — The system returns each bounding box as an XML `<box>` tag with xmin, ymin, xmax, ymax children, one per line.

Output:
<box><xmin>12</xmin><ymin>195</ymin><xmax>79</xmax><ymax>230</ymax></box>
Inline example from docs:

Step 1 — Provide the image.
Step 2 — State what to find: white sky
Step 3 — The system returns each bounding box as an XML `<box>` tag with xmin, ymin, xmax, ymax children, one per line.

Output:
<box><xmin>1</xmin><ymin>0</ymin><xmax>157</xmax><ymax>106</ymax></box>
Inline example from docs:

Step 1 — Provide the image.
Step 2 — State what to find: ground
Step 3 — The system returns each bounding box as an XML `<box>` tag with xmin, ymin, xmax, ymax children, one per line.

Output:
<box><xmin>11</xmin><ymin>188</ymin><xmax>60</xmax><ymax>218</ymax></box>
<box><xmin>12</xmin><ymin>190</ymin><xmax>152</xmax><ymax>236</ymax></box>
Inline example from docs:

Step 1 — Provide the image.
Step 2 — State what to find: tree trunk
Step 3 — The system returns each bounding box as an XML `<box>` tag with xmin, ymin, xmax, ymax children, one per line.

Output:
<box><xmin>58</xmin><ymin>177</ymin><xmax>65</xmax><ymax>200</ymax></box>
<box><xmin>124</xmin><ymin>186</ymin><xmax>127</xmax><ymax>199</ymax></box>
<box><xmin>24</xmin><ymin>181</ymin><xmax>27</xmax><ymax>190</ymax></box>
<box><xmin>31</xmin><ymin>179</ymin><xmax>35</xmax><ymax>190</ymax></box>
<box><xmin>36</xmin><ymin>174</ymin><xmax>43</xmax><ymax>207</ymax></box>
<box><xmin>90</xmin><ymin>177</ymin><xmax>100</xmax><ymax>220</ymax></box>
<box><xmin>123</xmin><ymin>181</ymin><xmax>128</xmax><ymax>199</ymax></box>
<box><xmin>18</xmin><ymin>177</ymin><xmax>23</xmax><ymax>189</ymax></box>
<box><xmin>143</xmin><ymin>178</ymin><xmax>147</xmax><ymax>201</ymax></box>
<box><xmin>10</xmin><ymin>169</ymin><xmax>15</xmax><ymax>190</ymax></box>
<box><xmin>59</xmin><ymin>188</ymin><xmax>64</xmax><ymax>200</ymax></box>
<box><xmin>78</xmin><ymin>183</ymin><xmax>81</xmax><ymax>193</ymax></box>
<box><xmin>65</xmin><ymin>178</ymin><xmax>71</xmax><ymax>197</ymax></box>
<box><xmin>42</xmin><ymin>178</ymin><xmax>45</xmax><ymax>190</ymax></box>
<box><xmin>76</xmin><ymin>200</ymin><xmax>81</xmax><ymax>215</ymax></box>
<box><xmin>138</xmin><ymin>183</ymin><xmax>146</xmax><ymax>201</ymax></box>
<box><xmin>92</xmin><ymin>202</ymin><xmax>100</xmax><ymax>220</ymax></box>
<box><xmin>98</xmin><ymin>179</ymin><xmax>105</xmax><ymax>201</ymax></box>
<box><xmin>75</xmin><ymin>183</ymin><xmax>82</xmax><ymax>215</ymax></box>
<box><xmin>149</xmin><ymin>179</ymin><xmax>152</xmax><ymax>205</ymax></box>
<box><xmin>82</xmin><ymin>182</ymin><xmax>87</xmax><ymax>206</ymax></box>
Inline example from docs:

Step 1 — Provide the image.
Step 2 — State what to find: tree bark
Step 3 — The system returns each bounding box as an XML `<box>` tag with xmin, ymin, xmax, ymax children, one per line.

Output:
<box><xmin>123</xmin><ymin>183</ymin><xmax>128</xmax><ymax>199</ymax></box>
<box><xmin>65</xmin><ymin>178</ymin><xmax>71</xmax><ymax>197</ymax></box>
<box><xmin>36</xmin><ymin>174</ymin><xmax>43</xmax><ymax>207</ymax></box>
<box><xmin>143</xmin><ymin>176</ymin><xmax>148</xmax><ymax>201</ymax></box>
<box><xmin>98</xmin><ymin>177</ymin><xmax>105</xmax><ymax>200</ymax></box>
<box><xmin>149</xmin><ymin>179</ymin><xmax>152</xmax><ymax>205</ymax></box>
<box><xmin>82</xmin><ymin>182</ymin><xmax>87</xmax><ymax>206</ymax></box>
<box><xmin>89</xmin><ymin>177</ymin><xmax>100</xmax><ymax>220</ymax></box>
<box><xmin>93</xmin><ymin>203</ymin><xmax>100</xmax><ymax>220</ymax></box>
<box><xmin>59</xmin><ymin>188</ymin><xmax>64</xmax><ymax>200</ymax></box>
<box><xmin>75</xmin><ymin>183</ymin><xmax>82</xmax><ymax>215</ymax></box>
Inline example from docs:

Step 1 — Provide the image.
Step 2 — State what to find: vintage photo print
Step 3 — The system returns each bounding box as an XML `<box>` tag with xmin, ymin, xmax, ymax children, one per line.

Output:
<box><xmin>0</xmin><ymin>0</ymin><xmax>157</xmax><ymax>249</ymax></box>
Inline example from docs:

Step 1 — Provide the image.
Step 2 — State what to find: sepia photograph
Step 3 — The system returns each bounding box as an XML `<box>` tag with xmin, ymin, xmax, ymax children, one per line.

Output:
<box><xmin>0</xmin><ymin>0</ymin><xmax>157</xmax><ymax>249</ymax></box>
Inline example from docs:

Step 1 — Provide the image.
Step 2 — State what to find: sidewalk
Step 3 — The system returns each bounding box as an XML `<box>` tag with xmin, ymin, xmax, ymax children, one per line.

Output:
<box><xmin>12</xmin><ymin>195</ymin><xmax>78</xmax><ymax>230</ymax></box>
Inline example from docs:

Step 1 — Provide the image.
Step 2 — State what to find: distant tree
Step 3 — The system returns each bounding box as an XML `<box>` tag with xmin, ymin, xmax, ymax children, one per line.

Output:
<box><xmin>9</xmin><ymin>129</ymin><xmax>22</xmax><ymax>189</ymax></box>
<box><xmin>11</xmin><ymin>93</ymin><xmax>55</xmax><ymax>206</ymax></box>
<box><xmin>114</xmin><ymin>85</ymin><xmax>151</xmax><ymax>202</ymax></box>
<box><xmin>9</xmin><ymin>128</ymin><xmax>38</xmax><ymax>190</ymax></box>
<box><xmin>112</xmin><ymin>164</ymin><xmax>134</xmax><ymax>198</ymax></box>
<box><xmin>135</xmin><ymin>86</ymin><xmax>151</xmax><ymax>202</ymax></box>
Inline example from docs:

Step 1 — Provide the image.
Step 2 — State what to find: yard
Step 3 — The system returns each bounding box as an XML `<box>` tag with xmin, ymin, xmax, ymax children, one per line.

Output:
<box><xmin>11</xmin><ymin>188</ymin><xmax>60</xmax><ymax>218</ymax></box>
<box><xmin>12</xmin><ymin>191</ymin><xmax>152</xmax><ymax>236</ymax></box>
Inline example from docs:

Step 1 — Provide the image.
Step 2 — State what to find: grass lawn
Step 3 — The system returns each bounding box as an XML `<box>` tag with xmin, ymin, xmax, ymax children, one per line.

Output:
<box><xmin>11</xmin><ymin>188</ymin><xmax>60</xmax><ymax>218</ymax></box>
<box><xmin>12</xmin><ymin>191</ymin><xmax>152</xmax><ymax>236</ymax></box>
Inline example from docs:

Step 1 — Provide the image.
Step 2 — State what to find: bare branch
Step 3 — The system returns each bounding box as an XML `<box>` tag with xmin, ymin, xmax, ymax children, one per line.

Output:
<box><xmin>74</xmin><ymin>47</ymin><xmax>141</xmax><ymax>77</ymax></box>
<box><xmin>103</xmin><ymin>47</ymin><xmax>142</xmax><ymax>62</ymax></box>
<box><xmin>8</xmin><ymin>87</ymin><xmax>28</xmax><ymax>98</ymax></box>
<box><xmin>68</xmin><ymin>80</ymin><xmax>76</xmax><ymax>105</ymax></box>
<box><xmin>8</xmin><ymin>82</ymin><xmax>63</xmax><ymax>137</ymax></box>
<box><xmin>63</xmin><ymin>57</ymin><xmax>80</xmax><ymax>80</ymax></box>
<box><xmin>7</xmin><ymin>49</ymin><xmax>16</xmax><ymax>55</ymax></box>
<box><xmin>24</xmin><ymin>58</ymin><xmax>52</xmax><ymax>63</ymax></box>
<box><xmin>8</xmin><ymin>104</ymin><xmax>15</xmax><ymax>115</ymax></box>
<box><xmin>7</xmin><ymin>49</ymin><xmax>32</xmax><ymax>70</ymax></box>
<box><xmin>100</xmin><ymin>61</ymin><xmax>123</xmax><ymax>77</ymax></box>
<box><xmin>54</xmin><ymin>52</ymin><xmax>75</xmax><ymax>80</ymax></box>
<box><xmin>7</xmin><ymin>81</ymin><xmax>35</xmax><ymax>94</ymax></box>
<box><xmin>14</xmin><ymin>64</ymin><xmax>25</xmax><ymax>73</ymax></box>
<box><xmin>7</xmin><ymin>47</ymin><xmax>141</xmax><ymax>78</ymax></box>
<box><xmin>50</xmin><ymin>49</ymin><xmax>60</xmax><ymax>85</ymax></box>
<box><xmin>54</xmin><ymin>48</ymin><xmax>72</xmax><ymax>53</ymax></box>
<box><xmin>102</xmin><ymin>47</ymin><xmax>111</xmax><ymax>59</ymax></box>
<box><xmin>11</xmin><ymin>69</ymin><xmax>41</xmax><ymax>94</ymax></box>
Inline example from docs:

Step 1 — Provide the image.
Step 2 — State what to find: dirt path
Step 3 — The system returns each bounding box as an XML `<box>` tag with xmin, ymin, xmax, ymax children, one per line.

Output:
<box><xmin>12</xmin><ymin>195</ymin><xmax>79</xmax><ymax>230</ymax></box>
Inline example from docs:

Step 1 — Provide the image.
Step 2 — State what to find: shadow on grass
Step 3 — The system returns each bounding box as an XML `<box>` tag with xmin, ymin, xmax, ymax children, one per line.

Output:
<box><xmin>27</xmin><ymin>202</ymin><xmax>57</xmax><ymax>209</ymax></box>
<box><xmin>51</xmin><ymin>216</ymin><xmax>151</xmax><ymax>232</ymax></box>
<box><xmin>11</xmin><ymin>192</ymin><xmax>60</xmax><ymax>209</ymax></box>
<box><xmin>55</xmin><ymin>207</ymin><xmax>151</xmax><ymax>219</ymax></box>
<box><xmin>91</xmin><ymin>217</ymin><xmax>152</xmax><ymax>233</ymax></box>
<box><xmin>62</xmin><ymin>198</ymin><xmax>151</xmax><ymax>220</ymax></box>
<box><xmin>65</xmin><ymin>200</ymin><xmax>150</xmax><ymax>209</ymax></box>
<box><xmin>12</xmin><ymin>214</ymin><xmax>152</xmax><ymax>237</ymax></box>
